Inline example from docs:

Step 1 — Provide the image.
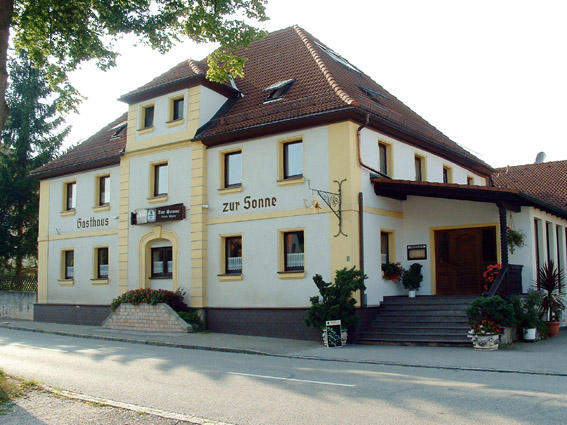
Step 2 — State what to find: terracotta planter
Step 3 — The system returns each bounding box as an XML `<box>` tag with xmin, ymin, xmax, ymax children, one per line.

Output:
<box><xmin>546</xmin><ymin>321</ymin><xmax>560</xmax><ymax>338</ymax></box>
<box><xmin>472</xmin><ymin>334</ymin><xmax>499</xmax><ymax>351</ymax></box>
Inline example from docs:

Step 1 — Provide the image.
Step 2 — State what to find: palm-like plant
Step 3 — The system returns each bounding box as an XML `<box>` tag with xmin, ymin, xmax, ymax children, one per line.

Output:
<box><xmin>537</xmin><ymin>260</ymin><xmax>566</xmax><ymax>322</ymax></box>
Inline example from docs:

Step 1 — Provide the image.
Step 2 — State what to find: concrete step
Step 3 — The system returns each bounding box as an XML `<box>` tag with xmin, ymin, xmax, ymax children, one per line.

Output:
<box><xmin>357</xmin><ymin>295</ymin><xmax>475</xmax><ymax>346</ymax></box>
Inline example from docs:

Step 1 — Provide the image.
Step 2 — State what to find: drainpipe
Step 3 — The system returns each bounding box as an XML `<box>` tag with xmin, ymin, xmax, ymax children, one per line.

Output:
<box><xmin>498</xmin><ymin>205</ymin><xmax>509</xmax><ymax>268</ymax></box>
<box><xmin>358</xmin><ymin>192</ymin><xmax>365</xmax><ymax>306</ymax></box>
<box><xmin>356</xmin><ymin>114</ymin><xmax>390</xmax><ymax>179</ymax></box>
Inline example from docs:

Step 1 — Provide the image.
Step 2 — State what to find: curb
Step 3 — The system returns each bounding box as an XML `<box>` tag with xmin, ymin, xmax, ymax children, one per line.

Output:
<box><xmin>2</xmin><ymin>323</ymin><xmax>566</xmax><ymax>378</ymax></box>
<box><xmin>35</xmin><ymin>382</ymin><xmax>235</xmax><ymax>425</ymax></box>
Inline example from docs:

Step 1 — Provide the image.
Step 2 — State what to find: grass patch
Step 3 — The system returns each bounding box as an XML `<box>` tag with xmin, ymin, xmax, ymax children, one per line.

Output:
<box><xmin>0</xmin><ymin>369</ymin><xmax>23</xmax><ymax>414</ymax></box>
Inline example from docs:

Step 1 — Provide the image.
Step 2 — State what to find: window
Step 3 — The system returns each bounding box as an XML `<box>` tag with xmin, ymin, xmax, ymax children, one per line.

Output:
<box><xmin>378</xmin><ymin>143</ymin><xmax>389</xmax><ymax>176</ymax></box>
<box><xmin>381</xmin><ymin>231</ymin><xmax>392</xmax><ymax>265</ymax></box>
<box><xmin>467</xmin><ymin>176</ymin><xmax>474</xmax><ymax>185</ymax></box>
<box><xmin>415</xmin><ymin>155</ymin><xmax>424</xmax><ymax>182</ymax></box>
<box><xmin>172</xmin><ymin>98</ymin><xmax>184</xmax><ymax>121</ymax></box>
<box><xmin>65</xmin><ymin>182</ymin><xmax>76</xmax><ymax>210</ymax></box>
<box><xmin>98</xmin><ymin>175</ymin><xmax>110</xmax><ymax>206</ymax></box>
<box><xmin>443</xmin><ymin>166</ymin><xmax>452</xmax><ymax>184</ymax></box>
<box><xmin>151</xmin><ymin>246</ymin><xmax>172</xmax><ymax>278</ymax></box>
<box><xmin>143</xmin><ymin>105</ymin><xmax>154</xmax><ymax>128</ymax></box>
<box><xmin>154</xmin><ymin>163</ymin><xmax>168</xmax><ymax>197</ymax></box>
<box><xmin>284</xmin><ymin>231</ymin><xmax>304</xmax><ymax>271</ymax></box>
<box><xmin>283</xmin><ymin>141</ymin><xmax>302</xmax><ymax>179</ymax></box>
<box><xmin>96</xmin><ymin>247</ymin><xmax>109</xmax><ymax>279</ymax></box>
<box><xmin>263</xmin><ymin>79</ymin><xmax>294</xmax><ymax>103</ymax></box>
<box><xmin>224</xmin><ymin>151</ymin><xmax>242</xmax><ymax>188</ymax></box>
<box><xmin>64</xmin><ymin>250</ymin><xmax>74</xmax><ymax>279</ymax></box>
<box><xmin>225</xmin><ymin>236</ymin><xmax>242</xmax><ymax>274</ymax></box>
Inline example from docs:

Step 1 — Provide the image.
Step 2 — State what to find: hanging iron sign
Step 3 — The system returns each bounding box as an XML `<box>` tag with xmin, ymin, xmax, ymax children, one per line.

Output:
<box><xmin>131</xmin><ymin>203</ymin><xmax>185</xmax><ymax>225</ymax></box>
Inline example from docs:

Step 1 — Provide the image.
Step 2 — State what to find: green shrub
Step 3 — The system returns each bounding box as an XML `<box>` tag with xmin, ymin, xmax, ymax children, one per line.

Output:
<box><xmin>177</xmin><ymin>310</ymin><xmax>205</xmax><ymax>331</ymax></box>
<box><xmin>466</xmin><ymin>296</ymin><xmax>516</xmax><ymax>328</ymax></box>
<box><xmin>305</xmin><ymin>266</ymin><xmax>367</xmax><ymax>330</ymax></box>
<box><xmin>110</xmin><ymin>288</ymin><xmax>189</xmax><ymax>312</ymax></box>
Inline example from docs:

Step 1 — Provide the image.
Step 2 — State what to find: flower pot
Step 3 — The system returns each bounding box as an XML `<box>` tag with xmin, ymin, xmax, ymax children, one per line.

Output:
<box><xmin>523</xmin><ymin>328</ymin><xmax>537</xmax><ymax>342</ymax></box>
<box><xmin>472</xmin><ymin>334</ymin><xmax>499</xmax><ymax>351</ymax></box>
<box><xmin>408</xmin><ymin>290</ymin><xmax>416</xmax><ymax>298</ymax></box>
<box><xmin>545</xmin><ymin>321</ymin><xmax>560</xmax><ymax>338</ymax></box>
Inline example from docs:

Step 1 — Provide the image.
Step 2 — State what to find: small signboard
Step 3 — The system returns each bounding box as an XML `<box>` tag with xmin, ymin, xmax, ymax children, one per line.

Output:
<box><xmin>407</xmin><ymin>244</ymin><xmax>427</xmax><ymax>260</ymax></box>
<box><xmin>325</xmin><ymin>320</ymin><xmax>343</xmax><ymax>348</ymax></box>
<box><xmin>156</xmin><ymin>203</ymin><xmax>185</xmax><ymax>222</ymax></box>
<box><xmin>131</xmin><ymin>203</ymin><xmax>185</xmax><ymax>225</ymax></box>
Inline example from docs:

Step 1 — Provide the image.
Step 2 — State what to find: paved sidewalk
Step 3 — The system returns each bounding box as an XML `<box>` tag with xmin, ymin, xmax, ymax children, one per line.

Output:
<box><xmin>1</xmin><ymin>319</ymin><xmax>566</xmax><ymax>376</ymax></box>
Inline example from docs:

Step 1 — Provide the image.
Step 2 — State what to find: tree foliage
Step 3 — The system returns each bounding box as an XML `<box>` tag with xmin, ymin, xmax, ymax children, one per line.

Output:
<box><xmin>0</xmin><ymin>0</ymin><xmax>269</xmax><ymax>129</ymax></box>
<box><xmin>305</xmin><ymin>267</ymin><xmax>367</xmax><ymax>331</ymax></box>
<box><xmin>0</xmin><ymin>50</ymin><xmax>68</xmax><ymax>274</ymax></box>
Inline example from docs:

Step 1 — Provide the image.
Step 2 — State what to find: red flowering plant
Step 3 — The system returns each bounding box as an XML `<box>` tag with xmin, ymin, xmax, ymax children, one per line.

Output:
<box><xmin>482</xmin><ymin>264</ymin><xmax>502</xmax><ymax>292</ymax></box>
<box><xmin>382</xmin><ymin>262</ymin><xmax>403</xmax><ymax>283</ymax></box>
<box><xmin>467</xmin><ymin>319</ymin><xmax>502</xmax><ymax>342</ymax></box>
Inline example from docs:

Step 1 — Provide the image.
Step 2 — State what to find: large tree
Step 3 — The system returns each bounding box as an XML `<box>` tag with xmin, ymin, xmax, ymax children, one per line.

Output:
<box><xmin>0</xmin><ymin>0</ymin><xmax>268</xmax><ymax>130</ymax></box>
<box><xmin>0</xmin><ymin>50</ymin><xmax>68</xmax><ymax>274</ymax></box>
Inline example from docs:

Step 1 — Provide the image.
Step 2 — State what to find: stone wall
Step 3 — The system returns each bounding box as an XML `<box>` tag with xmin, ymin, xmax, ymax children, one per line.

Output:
<box><xmin>0</xmin><ymin>291</ymin><xmax>36</xmax><ymax>320</ymax></box>
<box><xmin>102</xmin><ymin>303</ymin><xmax>192</xmax><ymax>333</ymax></box>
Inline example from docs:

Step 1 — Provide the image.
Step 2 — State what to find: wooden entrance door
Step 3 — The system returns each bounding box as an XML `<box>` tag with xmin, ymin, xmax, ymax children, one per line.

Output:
<box><xmin>435</xmin><ymin>227</ymin><xmax>497</xmax><ymax>296</ymax></box>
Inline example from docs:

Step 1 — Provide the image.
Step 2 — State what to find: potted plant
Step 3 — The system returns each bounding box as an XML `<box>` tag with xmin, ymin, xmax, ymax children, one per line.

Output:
<box><xmin>537</xmin><ymin>260</ymin><xmax>566</xmax><ymax>338</ymax></box>
<box><xmin>466</xmin><ymin>295</ymin><xmax>516</xmax><ymax>350</ymax></box>
<box><xmin>402</xmin><ymin>263</ymin><xmax>423</xmax><ymax>297</ymax></box>
<box><xmin>382</xmin><ymin>262</ymin><xmax>402</xmax><ymax>282</ymax></box>
<box><xmin>519</xmin><ymin>289</ymin><xmax>544</xmax><ymax>342</ymax></box>
<box><xmin>507</xmin><ymin>227</ymin><xmax>526</xmax><ymax>254</ymax></box>
<box><xmin>306</xmin><ymin>266</ymin><xmax>367</xmax><ymax>346</ymax></box>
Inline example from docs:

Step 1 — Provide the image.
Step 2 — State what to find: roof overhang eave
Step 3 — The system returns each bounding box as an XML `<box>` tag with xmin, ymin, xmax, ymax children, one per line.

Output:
<box><xmin>118</xmin><ymin>74</ymin><xmax>238</xmax><ymax>105</ymax></box>
<box><xmin>371</xmin><ymin>177</ymin><xmax>567</xmax><ymax>220</ymax></box>
<box><xmin>30</xmin><ymin>154</ymin><xmax>122</xmax><ymax>180</ymax></box>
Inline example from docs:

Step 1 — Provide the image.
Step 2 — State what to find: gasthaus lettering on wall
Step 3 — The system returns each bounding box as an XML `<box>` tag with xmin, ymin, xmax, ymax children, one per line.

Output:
<box><xmin>223</xmin><ymin>195</ymin><xmax>277</xmax><ymax>212</ymax></box>
<box><xmin>77</xmin><ymin>217</ymin><xmax>110</xmax><ymax>229</ymax></box>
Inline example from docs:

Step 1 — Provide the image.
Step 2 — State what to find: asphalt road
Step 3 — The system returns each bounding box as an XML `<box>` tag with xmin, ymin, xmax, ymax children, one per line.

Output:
<box><xmin>1</xmin><ymin>328</ymin><xmax>566</xmax><ymax>425</ymax></box>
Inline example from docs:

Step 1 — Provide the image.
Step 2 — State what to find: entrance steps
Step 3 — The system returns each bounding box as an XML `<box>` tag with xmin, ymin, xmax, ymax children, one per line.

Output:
<box><xmin>358</xmin><ymin>295</ymin><xmax>477</xmax><ymax>346</ymax></box>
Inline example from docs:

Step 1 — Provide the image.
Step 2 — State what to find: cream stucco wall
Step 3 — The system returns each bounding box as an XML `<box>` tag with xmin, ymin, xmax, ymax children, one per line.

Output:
<box><xmin>126</xmin><ymin>145</ymin><xmax>192</xmax><ymax>294</ymax></box>
<box><xmin>42</xmin><ymin>166</ymin><xmax>120</xmax><ymax>305</ymax></box>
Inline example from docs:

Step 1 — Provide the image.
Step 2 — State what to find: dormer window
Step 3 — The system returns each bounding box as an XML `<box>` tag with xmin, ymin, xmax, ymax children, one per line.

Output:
<box><xmin>263</xmin><ymin>79</ymin><xmax>295</xmax><ymax>103</ymax></box>
<box><xmin>358</xmin><ymin>85</ymin><xmax>389</xmax><ymax>104</ymax></box>
<box><xmin>314</xmin><ymin>41</ymin><xmax>361</xmax><ymax>74</ymax></box>
<box><xmin>110</xmin><ymin>121</ymin><xmax>127</xmax><ymax>138</ymax></box>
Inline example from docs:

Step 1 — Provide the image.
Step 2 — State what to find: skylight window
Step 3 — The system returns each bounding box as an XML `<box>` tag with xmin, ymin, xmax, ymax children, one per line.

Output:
<box><xmin>110</xmin><ymin>121</ymin><xmax>127</xmax><ymax>138</ymax></box>
<box><xmin>358</xmin><ymin>85</ymin><xmax>389</xmax><ymax>104</ymax></box>
<box><xmin>263</xmin><ymin>79</ymin><xmax>295</xmax><ymax>103</ymax></box>
<box><xmin>314</xmin><ymin>42</ymin><xmax>361</xmax><ymax>74</ymax></box>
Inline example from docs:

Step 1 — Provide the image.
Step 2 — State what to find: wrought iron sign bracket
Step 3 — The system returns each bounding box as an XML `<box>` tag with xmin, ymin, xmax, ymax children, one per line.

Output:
<box><xmin>308</xmin><ymin>179</ymin><xmax>347</xmax><ymax>237</ymax></box>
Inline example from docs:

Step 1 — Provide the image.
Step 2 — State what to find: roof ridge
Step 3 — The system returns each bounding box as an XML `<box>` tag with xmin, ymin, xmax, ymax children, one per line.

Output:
<box><xmin>292</xmin><ymin>25</ymin><xmax>358</xmax><ymax>107</ymax></box>
<box><xmin>495</xmin><ymin>159</ymin><xmax>567</xmax><ymax>170</ymax></box>
<box><xmin>187</xmin><ymin>59</ymin><xmax>204</xmax><ymax>75</ymax></box>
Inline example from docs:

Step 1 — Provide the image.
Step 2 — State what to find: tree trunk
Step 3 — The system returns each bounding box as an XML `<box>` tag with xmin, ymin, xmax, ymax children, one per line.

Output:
<box><xmin>0</xmin><ymin>0</ymin><xmax>14</xmax><ymax>131</ymax></box>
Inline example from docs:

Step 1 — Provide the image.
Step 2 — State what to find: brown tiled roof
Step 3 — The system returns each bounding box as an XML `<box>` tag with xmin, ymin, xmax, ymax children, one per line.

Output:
<box><xmin>118</xmin><ymin>25</ymin><xmax>489</xmax><ymax>173</ymax></box>
<box><xmin>492</xmin><ymin>160</ymin><xmax>567</xmax><ymax>215</ymax></box>
<box><xmin>39</xmin><ymin>25</ymin><xmax>493</xmax><ymax>179</ymax></box>
<box><xmin>31</xmin><ymin>114</ymin><xmax>127</xmax><ymax>178</ymax></box>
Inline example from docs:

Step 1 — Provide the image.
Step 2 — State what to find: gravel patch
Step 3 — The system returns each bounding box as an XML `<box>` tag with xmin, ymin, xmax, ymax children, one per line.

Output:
<box><xmin>2</xmin><ymin>389</ymin><xmax>197</xmax><ymax>425</ymax></box>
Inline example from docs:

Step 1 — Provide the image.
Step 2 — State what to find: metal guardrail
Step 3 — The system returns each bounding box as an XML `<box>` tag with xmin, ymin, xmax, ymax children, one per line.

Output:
<box><xmin>0</xmin><ymin>275</ymin><xmax>38</xmax><ymax>292</ymax></box>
